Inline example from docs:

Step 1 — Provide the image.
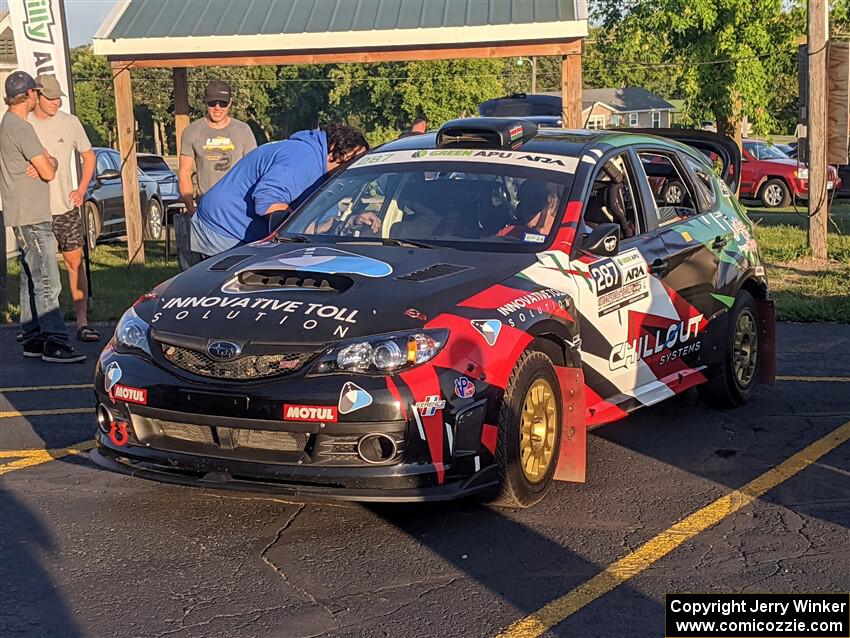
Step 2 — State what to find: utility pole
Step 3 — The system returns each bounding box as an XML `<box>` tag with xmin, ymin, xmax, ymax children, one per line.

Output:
<box><xmin>808</xmin><ymin>0</ymin><xmax>829</xmax><ymax>260</ymax></box>
<box><xmin>531</xmin><ymin>56</ymin><xmax>537</xmax><ymax>94</ymax></box>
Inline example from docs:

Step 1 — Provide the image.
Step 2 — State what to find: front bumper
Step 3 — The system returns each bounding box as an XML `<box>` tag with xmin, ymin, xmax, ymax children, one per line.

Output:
<box><xmin>93</xmin><ymin>346</ymin><xmax>499</xmax><ymax>501</ymax></box>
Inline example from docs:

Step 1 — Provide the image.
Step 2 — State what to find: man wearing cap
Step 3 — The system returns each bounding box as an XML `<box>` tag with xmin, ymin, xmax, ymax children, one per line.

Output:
<box><xmin>176</xmin><ymin>80</ymin><xmax>256</xmax><ymax>270</ymax></box>
<box><xmin>0</xmin><ymin>70</ymin><xmax>85</xmax><ymax>363</ymax></box>
<box><xmin>28</xmin><ymin>74</ymin><xmax>99</xmax><ymax>342</ymax></box>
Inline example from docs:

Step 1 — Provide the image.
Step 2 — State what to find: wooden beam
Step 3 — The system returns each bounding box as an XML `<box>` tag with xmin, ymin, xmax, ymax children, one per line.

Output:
<box><xmin>561</xmin><ymin>47</ymin><xmax>583</xmax><ymax>128</ymax></box>
<box><xmin>111</xmin><ymin>62</ymin><xmax>145</xmax><ymax>265</ymax></box>
<box><xmin>807</xmin><ymin>0</ymin><xmax>828</xmax><ymax>259</ymax></box>
<box><xmin>110</xmin><ymin>40</ymin><xmax>582</xmax><ymax>69</ymax></box>
<box><xmin>173</xmin><ymin>67</ymin><xmax>189</xmax><ymax>157</ymax></box>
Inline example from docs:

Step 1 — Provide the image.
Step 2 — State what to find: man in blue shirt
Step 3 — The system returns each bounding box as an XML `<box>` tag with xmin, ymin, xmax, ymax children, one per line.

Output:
<box><xmin>191</xmin><ymin>123</ymin><xmax>369</xmax><ymax>257</ymax></box>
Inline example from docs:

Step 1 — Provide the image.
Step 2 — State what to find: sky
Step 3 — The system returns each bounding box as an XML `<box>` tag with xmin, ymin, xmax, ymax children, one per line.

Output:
<box><xmin>1</xmin><ymin>0</ymin><xmax>118</xmax><ymax>47</ymax></box>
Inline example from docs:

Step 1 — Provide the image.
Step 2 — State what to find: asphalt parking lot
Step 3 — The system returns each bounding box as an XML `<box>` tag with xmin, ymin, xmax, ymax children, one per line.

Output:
<box><xmin>1</xmin><ymin>322</ymin><xmax>848</xmax><ymax>638</ymax></box>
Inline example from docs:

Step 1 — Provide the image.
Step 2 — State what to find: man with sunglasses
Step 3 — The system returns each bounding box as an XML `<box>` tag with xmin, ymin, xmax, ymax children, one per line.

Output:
<box><xmin>176</xmin><ymin>80</ymin><xmax>256</xmax><ymax>270</ymax></box>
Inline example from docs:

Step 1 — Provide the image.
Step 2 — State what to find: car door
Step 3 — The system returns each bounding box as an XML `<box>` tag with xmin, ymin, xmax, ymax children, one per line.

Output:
<box><xmin>94</xmin><ymin>150</ymin><xmax>123</xmax><ymax>230</ymax></box>
<box><xmin>569</xmin><ymin>150</ymin><xmax>680</xmax><ymax>421</ymax></box>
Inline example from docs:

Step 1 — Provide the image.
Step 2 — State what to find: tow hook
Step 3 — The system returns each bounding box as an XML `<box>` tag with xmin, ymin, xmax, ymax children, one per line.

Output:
<box><xmin>109</xmin><ymin>420</ymin><xmax>129</xmax><ymax>446</ymax></box>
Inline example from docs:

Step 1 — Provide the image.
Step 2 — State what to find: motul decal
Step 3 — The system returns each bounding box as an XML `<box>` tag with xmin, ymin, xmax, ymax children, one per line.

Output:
<box><xmin>283</xmin><ymin>404</ymin><xmax>338</xmax><ymax>422</ymax></box>
<box><xmin>111</xmin><ymin>384</ymin><xmax>147</xmax><ymax>405</ymax></box>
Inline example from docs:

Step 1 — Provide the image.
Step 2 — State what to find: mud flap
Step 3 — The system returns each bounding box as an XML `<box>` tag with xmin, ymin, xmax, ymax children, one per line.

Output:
<box><xmin>755</xmin><ymin>297</ymin><xmax>776</xmax><ymax>384</ymax></box>
<box><xmin>553</xmin><ymin>366</ymin><xmax>587</xmax><ymax>483</ymax></box>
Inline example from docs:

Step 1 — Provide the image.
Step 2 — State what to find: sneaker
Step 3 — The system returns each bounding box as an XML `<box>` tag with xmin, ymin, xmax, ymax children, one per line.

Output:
<box><xmin>42</xmin><ymin>342</ymin><xmax>87</xmax><ymax>363</ymax></box>
<box><xmin>22</xmin><ymin>341</ymin><xmax>44</xmax><ymax>358</ymax></box>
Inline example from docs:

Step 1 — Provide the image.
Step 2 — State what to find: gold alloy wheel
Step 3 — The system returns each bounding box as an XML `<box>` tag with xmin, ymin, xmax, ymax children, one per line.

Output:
<box><xmin>519</xmin><ymin>378</ymin><xmax>558</xmax><ymax>483</ymax></box>
<box><xmin>733</xmin><ymin>311</ymin><xmax>758</xmax><ymax>387</ymax></box>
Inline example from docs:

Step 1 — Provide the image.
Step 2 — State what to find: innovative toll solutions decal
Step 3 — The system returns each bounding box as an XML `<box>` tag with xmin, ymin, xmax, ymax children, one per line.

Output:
<box><xmin>589</xmin><ymin>248</ymin><xmax>650</xmax><ymax>317</ymax></box>
<box><xmin>338</xmin><ymin>382</ymin><xmax>373</xmax><ymax>415</ymax></box>
<box><xmin>470</xmin><ymin>319</ymin><xmax>502</xmax><ymax>347</ymax></box>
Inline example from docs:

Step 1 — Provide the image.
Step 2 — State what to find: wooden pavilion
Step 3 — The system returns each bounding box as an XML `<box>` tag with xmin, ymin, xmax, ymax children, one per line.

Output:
<box><xmin>93</xmin><ymin>0</ymin><xmax>588</xmax><ymax>264</ymax></box>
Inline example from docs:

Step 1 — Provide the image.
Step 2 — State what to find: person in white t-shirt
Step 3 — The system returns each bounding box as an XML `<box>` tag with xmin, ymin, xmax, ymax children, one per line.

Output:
<box><xmin>28</xmin><ymin>74</ymin><xmax>98</xmax><ymax>342</ymax></box>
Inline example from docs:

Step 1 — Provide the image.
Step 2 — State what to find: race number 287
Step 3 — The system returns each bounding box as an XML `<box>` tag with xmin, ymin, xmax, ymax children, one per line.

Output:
<box><xmin>590</xmin><ymin>259</ymin><xmax>622</xmax><ymax>294</ymax></box>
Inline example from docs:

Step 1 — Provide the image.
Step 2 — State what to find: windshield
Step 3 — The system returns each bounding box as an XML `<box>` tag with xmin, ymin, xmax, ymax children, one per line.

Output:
<box><xmin>744</xmin><ymin>142</ymin><xmax>789</xmax><ymax>161</ymax></box>
<box><xmin>279</xmin><ymin>154</ymin><xmax>574</xmax><ymax>250</ymax></box>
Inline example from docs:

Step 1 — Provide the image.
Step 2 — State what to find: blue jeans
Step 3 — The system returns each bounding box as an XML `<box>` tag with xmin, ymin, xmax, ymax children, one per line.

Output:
<box><xmin>13</xmin><ymin>222</ymin><xmax>68</xmax><ymax>346</ymax></box>
<box><xmin>173</xmin><ymin>210</ymin><xmax>203</xmax><ymax>272</ymax></box>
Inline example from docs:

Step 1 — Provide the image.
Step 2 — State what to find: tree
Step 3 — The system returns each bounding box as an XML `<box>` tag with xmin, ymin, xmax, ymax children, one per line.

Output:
<box><xmin>589</xmin><ymin>0</ymin><xmax>798</xmax><ymax>139</ymax></box>
<box><xmin>71</xmin><ymin>46</ymin><xmax>116</xmax><ymax>147</ymax></box>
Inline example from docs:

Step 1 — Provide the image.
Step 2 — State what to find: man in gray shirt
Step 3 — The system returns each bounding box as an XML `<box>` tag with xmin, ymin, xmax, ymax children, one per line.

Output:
<box><xmin>176</xmin><ymin>80</ymin><xmax>256</xmax><ymax>270</ymax></box>
<box><xmin>0</xmin><ymin>71</ymin><xmax>85</xmax><ymax>363</ymax></box>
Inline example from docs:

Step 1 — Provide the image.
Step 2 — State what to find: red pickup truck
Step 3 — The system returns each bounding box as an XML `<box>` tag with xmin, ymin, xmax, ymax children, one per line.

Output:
<box><xmin>740</xmin><ymin>139</ymin><xmax>840</xmax><ymax>207</ymax></box>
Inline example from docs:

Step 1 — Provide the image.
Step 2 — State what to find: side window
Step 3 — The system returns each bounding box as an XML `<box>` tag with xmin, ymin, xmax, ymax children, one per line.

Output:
<box><xmin>583</xmin><ymin>153</ymin><xmax>642</xmax><ymax>239</ymax></box>
<box><xmin>683</xmin><ymin>155</ymin><xmax>718</xmax><ymax>210</ymax></box>
<box><xmin>588</xmin><ymin>115</ymin><xmax>606</xmax><ymax>130</ymax></box>
<box><xmin>629</xmin><ymin>112</ymin><xmax>638</xmax><ymax>127</ymax></box>
<box><xmin>95</xmin><ymin>152</ymin><xmax>113</xmax><ymax>176</ymax></box>
<box><xmin>638</xmin><ymin>151</ymin><xmax>698</xmax><ymax>226</ymax></box>
<box><xmin>651</xmin><ymin>112</ymin><xmax>661</xmax><ymax>128</ymax></box>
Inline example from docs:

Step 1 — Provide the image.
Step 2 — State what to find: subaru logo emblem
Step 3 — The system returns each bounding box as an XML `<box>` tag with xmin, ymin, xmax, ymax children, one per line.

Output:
<box><xmin>207</xmin><ymin>340</ymin><xmax>241</xmax><ymax>361</ymax></box>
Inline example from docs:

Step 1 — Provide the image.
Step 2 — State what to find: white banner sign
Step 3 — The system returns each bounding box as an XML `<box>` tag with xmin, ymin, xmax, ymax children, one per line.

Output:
<box><xmin>7</xmin><ymin>0</ymin><xmax>72</xmax><ymax>115</ymax></box>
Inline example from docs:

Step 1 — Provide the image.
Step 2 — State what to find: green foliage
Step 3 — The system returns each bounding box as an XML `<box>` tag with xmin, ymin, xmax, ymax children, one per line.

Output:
<box><xmin>70</xmin><ymin>46</ymin><xmax>115</xmax><ymax>147</ymax></box>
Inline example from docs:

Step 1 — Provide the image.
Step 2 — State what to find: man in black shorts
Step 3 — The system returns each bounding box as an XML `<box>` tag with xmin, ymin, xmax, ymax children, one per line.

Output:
<box><xmin>28</xmin><ymin>74</ymin><xmax>99</xmax><ymax>341</ymax></box>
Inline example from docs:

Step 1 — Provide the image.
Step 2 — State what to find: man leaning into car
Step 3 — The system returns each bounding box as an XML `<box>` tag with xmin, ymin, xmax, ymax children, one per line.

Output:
<box><xmin>190</xmin><ymin>123</ymin><xmax>369</xmax><ymax>257</ymax></box>
<box><xmin>0</xmin><ymin>71</ymin><xmax>85</xmax><ymax>363</ymax></box>
<box><xmin>28</xmin><ymin>74</ymin><xmax>99</xmax><ymax>342</ymax></box>
<box><xmin>176</xmin><ymin>80</ymin><xmax>256</xmax><ymax>270</ymax></box>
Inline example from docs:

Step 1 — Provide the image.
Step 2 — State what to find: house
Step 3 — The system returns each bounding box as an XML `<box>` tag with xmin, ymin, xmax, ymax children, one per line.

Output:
<box><xmin>581</xmin><ymin>87</ymin><xmax>675</xmax><ymax>129</ymax></box>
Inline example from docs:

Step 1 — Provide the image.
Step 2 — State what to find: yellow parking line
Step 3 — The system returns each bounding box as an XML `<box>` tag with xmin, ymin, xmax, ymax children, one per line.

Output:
<box><xmin>0</xmin><ymin>383</ymin><xmax>91</xmax><ymax>393</ymax></box>
<box><xmin>0</xmin><ymin>407</ymin><xmax>94</xmax><ymax>419</ymax></box>
<box><xmin>0</xmin><ymin>441</ymin><xmax>94</xmax><ymax>476</ymax></box>
<box><xmin>496</xmin><ymin>419</ymin><xmax>850</xmax><ymax>638</ymax></box>
<box><xmin>776</xmin><ymin>375</ymin><xmax>850</xmax><ymax>383</ymax></box>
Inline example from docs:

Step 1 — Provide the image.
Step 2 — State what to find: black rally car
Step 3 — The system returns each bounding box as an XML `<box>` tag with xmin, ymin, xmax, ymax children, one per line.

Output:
<box><xmin>91</xmin><ymin>119</ymin><xmax>774</xmax><ymax>507</ymax></box>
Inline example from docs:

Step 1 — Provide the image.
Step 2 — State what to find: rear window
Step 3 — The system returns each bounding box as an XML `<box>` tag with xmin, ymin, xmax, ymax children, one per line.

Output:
<box><xmin>137</xmin><ymin>156</ymin><xmax>170</xmax><ymax>171</ymax></box>
<box><xmin>281</xmin><ymin>153</ymin><xmax>576</xmax><ymax>250</ymax></box>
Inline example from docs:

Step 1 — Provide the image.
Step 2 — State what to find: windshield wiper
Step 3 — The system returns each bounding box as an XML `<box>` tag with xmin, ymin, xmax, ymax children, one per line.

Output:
<box><xmin>336</xmin><ymin>237</ymin><xmax>437</xmax><ymax>249</ymax></box>
<box><xmin>273</xmin><ymin>233</ymin><xmax>311</xmax><ymax>243</ymax></box>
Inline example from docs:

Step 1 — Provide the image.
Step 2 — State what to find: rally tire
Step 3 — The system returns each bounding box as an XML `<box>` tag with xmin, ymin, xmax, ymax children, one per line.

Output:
<box><xmin>144</xmin><ymin>198</ymin><xmax>164</xmax><ymax>240</ymax></box>
<box><xmin>699</xmin><ymin>291</ymin><xmax>759</xmax><ymax>408</ymax></box>
<box><xmin>492</xmin><ymin>350</ymin><xmax>562</xmax><ymax>508</ymax></box>
<box><xmin>84</xmin><ymin>201</ymin><xmax>100</xmax><ymax>252</ymax></box>
<box><xmin>758</xmin><ymin>178</ymin><xmax>791</xmax><ymax>208</ymax></box>
<box><xmin>662</xmin><ymin>180</ymin><xmax>686</xmax><ymax>205</ymax></box>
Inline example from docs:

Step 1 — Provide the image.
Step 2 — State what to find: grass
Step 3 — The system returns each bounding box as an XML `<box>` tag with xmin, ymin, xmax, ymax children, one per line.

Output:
<box><xmin>2</xmin><ymin>240</ymin><xmax>179</xmax><ymax>325</ymax></box>
<box><xmin>2</xmin><ymin>203</ymin><xmax>850</xmax><ymax>324</ymax></box>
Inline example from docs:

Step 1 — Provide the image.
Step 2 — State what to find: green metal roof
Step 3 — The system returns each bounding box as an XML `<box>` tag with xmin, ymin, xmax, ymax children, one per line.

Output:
<box><xmin>105</xmin><ymin>0</ymin><xmax>585</xmax><ymax>39</ymax></box>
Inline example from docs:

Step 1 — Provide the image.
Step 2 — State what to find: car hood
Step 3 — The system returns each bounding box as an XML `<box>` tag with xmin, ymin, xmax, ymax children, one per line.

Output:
<box><xmin>143</xmin><ymin>242</ymin><xmax>535</xmax><ymax>345</ymax></box>
<box><xmin>759</xmin><ymin>158</ymin><xmax>798</xmax><ymax>168</ymax></box>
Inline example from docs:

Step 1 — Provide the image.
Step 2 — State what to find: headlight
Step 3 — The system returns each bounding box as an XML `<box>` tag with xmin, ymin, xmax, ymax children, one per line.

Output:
<box><xmin>114</xmin><ymin>307</ymin><xmax>152</xmax><ymax>356</ymax></box>
<box><xmin>311</xmin><ymin>329</ymin><xmax>448</xmax><ymax>375</ymax></box>
<box><xmin>795</xmin><ymin>167</ymin><xmax>809</xmax><ymax>180</ymax></box>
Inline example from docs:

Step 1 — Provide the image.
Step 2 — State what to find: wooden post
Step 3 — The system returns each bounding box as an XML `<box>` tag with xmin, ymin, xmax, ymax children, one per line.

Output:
<box><xmin>173</xmin><ymin>67</ymin><xmax>189</xmax><ymax>157</ymax></box>
<box><xmin>112</xmin><ymin>62</ymin><xmax>145</xmax><ymax>265</ymax></box>
<box><xmin>808</xmin><ymin>0</ymin><xmax>829</xmax><ymax>260</ymax></box>
<box><xmin>561</xmin><ymin>41</ymin><xmax>583</xmax><ymax>128</ymax></box>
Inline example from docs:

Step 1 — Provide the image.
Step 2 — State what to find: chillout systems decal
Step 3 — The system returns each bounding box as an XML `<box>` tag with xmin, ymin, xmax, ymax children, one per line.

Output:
<box><xmin>609</xmin><ymin>314</ymin><xmax>704</xmax><ymax>371</ymax></box>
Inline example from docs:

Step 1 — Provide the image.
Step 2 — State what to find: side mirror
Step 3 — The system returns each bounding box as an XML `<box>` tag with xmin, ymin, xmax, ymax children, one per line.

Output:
<box><xmin>579</xmin><ymin>223</ymin><xmax>621</xmax><ymax>257</ymax></box>
<box><xmin>96</xmin><ymin>169</ymin><xmax>121</xmax><ymax>182</ymax></box>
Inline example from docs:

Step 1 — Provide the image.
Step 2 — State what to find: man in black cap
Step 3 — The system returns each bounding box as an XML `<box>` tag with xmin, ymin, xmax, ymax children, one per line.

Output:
<box><xmin>176</xmin><ymin>79</ymin><xmax>256</xmax><ymax>270</ymax></box>
<box><xmin>0</xmin><ymin>70</ymin><xmax>85</xmax><ymax>362</ymax></box>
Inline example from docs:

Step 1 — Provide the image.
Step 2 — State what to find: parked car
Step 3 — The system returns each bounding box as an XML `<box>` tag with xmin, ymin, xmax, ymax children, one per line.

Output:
<box><xmin>92</xmin><ymin>119</ymin><xmax>775</xmax><ymax>507</ymax></box>
<box><xmin>136</xmin><ymin>153</ymin><xmax>181</xmax><ymax>211</ymax></box>
<box><xmin>740</xmin><ymin>139</ymin><xmax>840</xmax><ymax>207</ymax></box>
<box><xmin>85</xmin><ymin>148</ymin><xmax>164</xmax><ymax>250</ymax></box>
<box><xmin>479</xmin><ymin>93</ymin><xmax>562</xmax><ymax>118</ymax></box>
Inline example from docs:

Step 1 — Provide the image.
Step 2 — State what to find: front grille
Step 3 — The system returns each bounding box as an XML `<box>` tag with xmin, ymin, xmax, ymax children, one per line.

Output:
<box><xmin>142</xmin><ymin>417</ymin><xmax>308</xmax><ymax>453</ymax></box>
<box><xmin>155</xmin><ymin>420</ymin><xmax>215</xmax><ymax>444</ymax></box>
<box><xmin>160</xmin><ymin>344</ymin><xmax>312</xmax><ymax>380</ymax></box>
<box><xmin>227</xmin><ymin>428</ymin><xmax>307</xmax><ymax>452</ymax></box>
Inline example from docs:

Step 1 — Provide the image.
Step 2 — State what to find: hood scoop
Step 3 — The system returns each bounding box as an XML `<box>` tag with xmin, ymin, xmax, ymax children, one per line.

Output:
<box><xmin>208</xmin><ymin>254</ymin><xmax>253</xmax><ymax>272</ymax></box>
<box><xmin>395</xmin><ymin>263</ymin><xmax>472</xmax><ymax>282</ymax></box>
<box><xmin>222</xmin><ymin>269</ymin><xmax>353</xmax><ymax>294</ymax></box>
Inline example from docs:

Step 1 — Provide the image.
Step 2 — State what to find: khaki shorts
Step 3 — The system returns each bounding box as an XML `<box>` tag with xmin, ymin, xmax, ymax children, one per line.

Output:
<box><xmin>52</xmin><ymin>209</ymin><xmax>84</xmax><ymax>253</ymax></box>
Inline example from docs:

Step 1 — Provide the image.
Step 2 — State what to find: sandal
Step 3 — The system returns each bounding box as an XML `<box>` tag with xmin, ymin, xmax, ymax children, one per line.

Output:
<box><xmin>76</xmin><ymin>325</ymin><xmax>101</xmax><ymax>342</ymax></box>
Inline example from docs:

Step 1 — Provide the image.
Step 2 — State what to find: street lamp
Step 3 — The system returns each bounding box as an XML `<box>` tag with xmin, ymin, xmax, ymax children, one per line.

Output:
<box><xmin>516</xmin><ymin>56</ymin><xmax>537</xmax><ymax>94</ymax></box>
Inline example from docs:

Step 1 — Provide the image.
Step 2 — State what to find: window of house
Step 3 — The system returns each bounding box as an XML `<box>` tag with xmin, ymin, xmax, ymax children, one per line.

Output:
<box><xmin>588</xmin><ymin>115</ymin><xmax>606</xmax><ymax>130</ymax></box>
<box><xmin>651</xmin><ymin>111</ymin><xmax>661</xmax><ymax>128</ymax></box>
<box><xmin>629</xmin><ymin>112</ymin><xmax>639</xmax><ymax>127</ymax></box>
<box><xmin>610</xmin><ymin>114</ymin><xmax>621</xmax><ymax>127</ymax></box>
<box><xmin>637</xmin><ymin>151</ymin><xmax>698</xmax><ymax>226</ymax></box>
